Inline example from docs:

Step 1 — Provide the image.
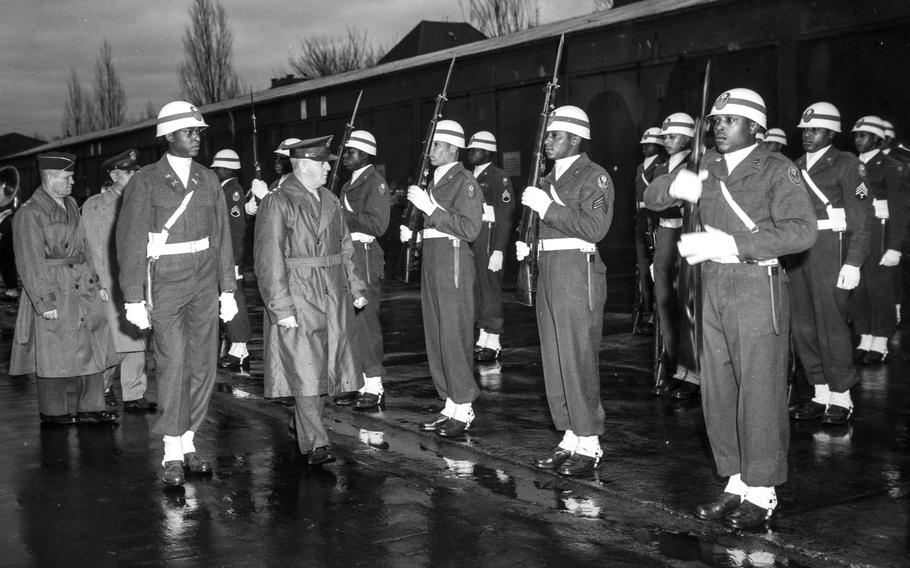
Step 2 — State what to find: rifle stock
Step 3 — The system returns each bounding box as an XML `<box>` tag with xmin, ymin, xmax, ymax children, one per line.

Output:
<box><xmin>515</xmin><ymin>34</ymin><xmax>564</xmax><ymax>307</ymax></box>
<box><xmin>396</xmin><ymin>57</ymin><xmax>456</xmax><ymax>283</ymax></box>
<box><xmin>327</xmin><ymin>90</ymin><xmax>363</xmax><ymax>197</ymax></box>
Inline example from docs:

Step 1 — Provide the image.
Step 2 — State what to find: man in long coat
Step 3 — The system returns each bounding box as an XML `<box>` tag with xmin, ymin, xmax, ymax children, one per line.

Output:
<box><xmin>11</xmin><ymin>152</ymin><xmax>118</xmax><ymax>425</ymax></box>
<box><xmin>82</xmin><ymin>149</ymin><xmax>155</xmax><ymax>412</ymax></box>
<box><xmin>254</xmin><ymin>135</ymin><xmax>367</xmax><ymax>465</ymax></box>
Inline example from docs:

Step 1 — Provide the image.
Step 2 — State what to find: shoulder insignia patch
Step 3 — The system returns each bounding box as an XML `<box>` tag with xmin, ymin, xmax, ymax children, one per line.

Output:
<box><xmin>379</xmin><ymin>183</ymin><xmax>387</xmax><ymax>194</ymax></box>
<box><xmin>233</xmin><ymin>190</ymin><xmax>241</xmax><ymax>201</ymax></box>
<box><xmin>597</xmin><ymin>175</ymin><xmax>609</xmax><ymax>190</ymax></box>
<box><xmin>787</xmin><ymin>166</ymin><xmax>802</xmax><ymax>186</ymax></box>
<box><xmin>855</xmin><ymin>182</ymin><xmax>869</xmax><ymax>199</ymax></box>
<box><xmin>502</xmin><ymin>189</ymin><xmax>511</xmax><ymax>203</ymax></box>
<box><xmin>858</xmin><ymin>163</ymin><xmax>867</xmax><ymax>178</ymax></box>
<box><xmin>467</xmin><ymin>184</ymin><xmax>475</xmax><ymax>198</ymax></box>
<box><xmin>230</xmin><ymin>204</ymin><xmax>241</xmax><ymax>218</ymax></box>
<box><xmin>592</xmin><ymin>196</ymin><xmax>606</xmax><ymax>211</ymax></box>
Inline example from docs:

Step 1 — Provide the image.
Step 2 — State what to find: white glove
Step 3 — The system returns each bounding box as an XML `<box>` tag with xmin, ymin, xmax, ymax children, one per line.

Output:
<box><xmin>482</xmin><ymin>204</ymin><xmax>495</xmax><ymax>223</ymax></box>
<box><xmin>521</xmin><ymin>186</ymin><xmax>553</xmax><ymax>217</ymax></box>
<box><xmin>42</xmin><ymin>309</ymin><xmax>58</xmax><ymax>320</ymax></box>
<box><xmin>827</xmin><ymin>207</ymin><xmax>847</xmax><ymax>232</ymax></box>
<box><xmin>353</xmin><ymin>296</ymin><xmax>368</xmax><ymax>309</ymax></box>
<box><xmin>244</xmin><ymin>197</ymin><xmax>259</xmax><ymax>215</ymax></box>
<box><xmin>515</xmin><ymin>241</ymin><xmax>530</xmax><ymax>261</ymax></box>
<box><xmin>407</xmin><ymin>185</ymin><xmax>437</xmax><ymax>216</ymax></box>
<box><xmin>277</xmin><ymin>315</ymin><xmax>298</xmax><ymax>328</ymax></box>
<box><xmin>668</xmin><ymin>169</ymin><xmax>706</xmax><ymax>203</ymax></box>
<box><xmin>250</xmin><ymin>179</ymin><xmax>269</xmax><ymax>200</ymax></box>
<box><xmin>488</xmin><ymin>250</ymin><xmax>503</xmax><ymax>272</ymax></box>
<box><xmin>219</xmin><ymin>292</ymin><xmax>238</xmax><ymax>322</ymax></box>
<box><xmin>125</xmin><ymin>302</ymin><xmax>150</xmax><ymax>330</ymax></box>
<box><xmin>677</xmin><ymin>225</ymin><xmax>739</xmax><ymax>265</ymax></box>
<box><xmin>836</xmin><ymin>264</ymin><xmax>861</xmax><ymax>290</ymax></box>
<box><xmin>99</xmin><ymin>288</ymin><xmax>110</xmax><ymax>303</ymax></box>
<box><xmin>873</xmin><ymin>199</ymin><xmax>889</xmax><ymax>219</ymax></box>
<box><xmin>399</xmin><ymin>225</ymin><xmax>412</xmax><ymax>243</ymax></box>
<box><xmin>880</xmin><ymin>249</ymin><xmax>901</xmax><ymax>267</ymax></box>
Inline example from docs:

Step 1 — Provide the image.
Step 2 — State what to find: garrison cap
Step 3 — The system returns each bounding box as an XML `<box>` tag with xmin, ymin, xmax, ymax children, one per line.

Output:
<box><xmin>285</xmin><ymin>135</ymin><xmax>337</xmax><ymax>161</ymax></box>
<box><xmin>102</xmin><ymin>149</ymin><xmax>139</xmax><ymax>172</ymax></box>
<box><xmin>38</xmin><ymin>151</ymin><xmax>76</xmax><ymax>172</ymax></box>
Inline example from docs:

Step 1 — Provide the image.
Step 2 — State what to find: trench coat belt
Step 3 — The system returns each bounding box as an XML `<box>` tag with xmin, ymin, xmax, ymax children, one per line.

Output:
<box><xmin>538</xmin><ymin>237</ymin><xmax>597</xmax><ymax>253</ymax></box>
<box><xmin>421</xmin><ymin>228</ymin><xmax>458</xmax><ymax>241</ymax></box>
<box><xmin>46</xmin><ymin>255</ymin><xmax>85</xmax><ymax>266</ymax></box>
<box><xmin>286</xmin><ymin>253</ymin><xmax>343</xmax><ymax>269</ymax></box>
<box><xmin>350</xmin><ymin>232</ymin><xmax>376</xmax><ymax>243</ymax></box>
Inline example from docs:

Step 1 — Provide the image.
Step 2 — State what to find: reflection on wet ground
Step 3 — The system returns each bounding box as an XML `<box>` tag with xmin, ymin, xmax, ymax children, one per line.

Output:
<box><xmin>1</xmin><ymin>280</ymin><xmax>908</xmax><ymax>567</ymax></box>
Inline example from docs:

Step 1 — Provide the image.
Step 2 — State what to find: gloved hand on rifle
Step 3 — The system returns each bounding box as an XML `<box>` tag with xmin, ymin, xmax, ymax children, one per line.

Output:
<box><xmin>515</xmin><ymin>241</ymin><xmax>530</xmax><ymax>261</ymax></box>
<box><xmin>521</xmin><ymin>186</ymin><xmax>553</xmax><ymax>218</ymax></box>
<box><xmin>407</xmin><ymin>185</ymin><xmax>438</xmax><ymax>216</ymax></box>
<box><xmin>353</xmin><ymin>296</ymin><xmax>368</xmax><ymax>309</ymax></box>
<box><xmin>250</xmin><ymin>179</ymin><xmax>269</xmax><ymax>200</ymax></box>
<box><xmin>668</xmin><ymin>169</ymin><xmax>707</xmax><ymax>203</ymax></box>
<box><xmin>880</xmin><ymin>249</ymin><xmax>901</xmax><ymax>267</ymax></box>
<box><xmin>678</xmin><ymin>225</ymin><xmax>739</xmax><ymax>265</ymax></box>
<box><xmin>125</xmin><ymin>301</ymin><xmax>151</xmax><ymax>330</ymax></box>
<box><xmin>836</xmin><ymin>264</ymin><xmax>860</xmax><ymax>290</ymax></box>
<box><xmin>219</xmin><ymin>292</ymin><xmax>238</xmax><ymax>322</ymax></box>
<box><xmin>244</xmin><ymin>197</ymin><xmax>258</xmax><ymax>216</ymax></box>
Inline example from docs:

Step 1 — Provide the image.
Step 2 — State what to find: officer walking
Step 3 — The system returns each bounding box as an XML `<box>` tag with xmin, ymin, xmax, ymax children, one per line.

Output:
<box><xmin>643</xmin><ymin>112</ymin><xmax>700</xmax><ymax>399</ymax></box>
<box><xmin>788</xmin><ymin>103</ymin><xmax>873</xmax><ymax>425</ymax></box>
<box><xmin>632</xmin><ymin>127</ymin><xmax>664</xmax><ymax>334</ymax></box>
<box><xmin>466</xmin><ymin>131</ymin><xmax>515</xmax><ymax>361</ymax></box>
<box><xmin>82</xmin><ymin>149</ymin><xmax>156</xmax><ymax>412</ymax></box>
<box><xmin>330</xmin><ymin>130</ymin><xmax>391</xmax><ymax>410</ymax></box>
<box><xmin>516</xmin><ymin>106</ymin><xmax>614</xmax><ymax>477</ymax></box>
<box><xmin>116</xmin><ymin>101</ymin><xmax>238</xmax><ymax>486</ymax></box>
<box><xmin>850</xmin><ymin>115</ymin><xmax>908</xmax><ymax>365</ymax></box>
<box><xmin>400</xmin><ymin>120</ymin><xmax>483</xmax><ymax>438</ymax></box>
<box><xmin>254</xmin><ymin>136</ymin><xmax>367</xmax><ymax>465</ymax></box>
<box><xmin>10</xmin><ymin>152</ymin><xmax>118</xmax><ymax>425</ymax></box>
<box><xmin>210</xmin><ymin>149</ymin><xmax>253</xmax><ymax>372</ymax></box>
<box><xmin>673</xmin><ymin>88</ymin><xmax>817</xmax><ymax>528</ymax></box>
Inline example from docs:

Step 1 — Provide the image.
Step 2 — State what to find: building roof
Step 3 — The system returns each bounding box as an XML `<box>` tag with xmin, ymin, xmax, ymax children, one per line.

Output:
<box><xmin>0</xmin><ymin>132</ymin><xmax>46</xmax><ymax>159</ymax></box>
<box><xmin>379</xmin><ymin>21</ymin><xmax>487</xmax><ymax>64</ymax></box>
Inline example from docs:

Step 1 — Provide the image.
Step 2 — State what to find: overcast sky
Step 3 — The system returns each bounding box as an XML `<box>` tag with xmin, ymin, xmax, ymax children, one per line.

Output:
<box><xmin>0</xmin><ymin>0</ymin><xmax>596</xmax><ymax>141</ymax></box>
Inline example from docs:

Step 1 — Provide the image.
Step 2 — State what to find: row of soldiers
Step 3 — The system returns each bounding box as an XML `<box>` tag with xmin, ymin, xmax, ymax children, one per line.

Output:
<box><xmin>12</xmin><ymin>84</ymin><xmax>894</xmax><ymax>530</ymax></box>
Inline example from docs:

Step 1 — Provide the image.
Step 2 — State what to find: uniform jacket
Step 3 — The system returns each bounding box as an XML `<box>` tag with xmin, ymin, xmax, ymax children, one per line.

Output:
<box><xmin>423</xmin><ymin>162</ymin><xmax>483</xmax><ymax>243</ymax></box>
<box><xmin>116</xmin><ymin>154</ymin><xmax>235</xmax><ymax>303</ymax></box>
<box><xmin>538</xmin><ymin>153</ymin><xmax>614</xmax><ymax>245</ymax></box>
<box><xmin>794</xmin><ymin>146</ymin><xmax>873</xmax><ymax>267</ymax></box>
<box><xmin>474</xmin><ymin>163</ymin><xmax>515</xmax><ymax>251</ymax></box>
<box><xmin>342</xmin><ymin>165</ymin><xmax>391</xmax><ymax>282</ymax></box>
<box><xmin>643</xmin><ymin>153</ymin><xmax>689</xmax><ymax>219</ymax></box>
<box><xmin>254</xmin><ymin>174</ymin><xmax>365</xmax><ymax>397</ymax></box>
<box><xmin>699</xmin><ymin>145</ymin><xmax>817</xmax><ymax>261</ymax></box>
<box><xmin>10</xmin><ymin>189</ymin><xmax>116</xmax><ymax>376</ymax></box>
<box><xmin>863</xmin><ymin>150</ymin><xmax>909</xmax><ymax>252</ymax></box>
<box><xmin>221</xmin><ymin>177</ymin><xmax>248</xmax><ymax>264</ymax></box>
<box><xmin>82</xmin><ymin>189</ymin><xmax>146</xmax><ymax>353</ymax></box>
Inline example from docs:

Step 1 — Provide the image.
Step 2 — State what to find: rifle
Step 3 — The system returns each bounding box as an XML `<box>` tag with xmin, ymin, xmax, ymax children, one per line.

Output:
<box><xmin>514</xmin><ymin>34</ymin><xmax>564</xmax><ymax>307</ymax></box>
<box><xmin>327</xmin><ymin>90</ymin><xmax>363</xmax><ymax>197</ymax></box>
<box><xmin>249</xmin><ymin>87</ymin><xmax>261</xmax><ymax>180</ymax></box>
<box><xmin>676</xmin><ymin>60</ymin><xmax>712</xmax><ymax>376</ymax></box>
<box><xmin>395</xmin><ymin>56</ymin><xmax>456</xmax><ymax>283</ymax></box>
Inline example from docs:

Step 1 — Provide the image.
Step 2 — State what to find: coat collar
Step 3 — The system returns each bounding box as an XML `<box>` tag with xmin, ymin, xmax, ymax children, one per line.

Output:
<box><xmin>158</xmin><ymin>154</ymin><xmax>203</xmax><ymax>193</ymax></box>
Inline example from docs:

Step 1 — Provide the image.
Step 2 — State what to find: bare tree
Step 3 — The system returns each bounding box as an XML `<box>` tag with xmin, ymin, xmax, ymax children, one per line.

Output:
<box><xmin>62</xmin><ymin>69</ymin><xmax>94</xmax><ymax>137</ymax></box>
<box><xmin>288</xmin><ymin>27</ymin><xmax>386</xmax><ymax>79</ymax></box>
<box><xmin>178</xmin><ymin>0</ymin><xmax>240</xmax><ymax>105</ymax></box>
<box><xmin>458</xmin><ymin>0</ymin><xmax>540</xmax><ymax>37</ymax></box>
<box><xmin>91</xmin><ymin>40</ymin><xmax>127</xmax><ymax>130</ymax></box>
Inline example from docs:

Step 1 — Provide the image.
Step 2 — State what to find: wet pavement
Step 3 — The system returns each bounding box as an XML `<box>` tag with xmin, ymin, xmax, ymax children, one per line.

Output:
<box><xmin>0</xmin><ymin>274</ymin><xmax>907</xmax><ymax>568</ymax></box>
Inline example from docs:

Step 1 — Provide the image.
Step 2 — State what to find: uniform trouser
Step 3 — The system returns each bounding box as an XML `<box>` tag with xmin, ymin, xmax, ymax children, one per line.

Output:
<box><xmin>634</xmin><ymin>216</ymin><xmax>654</xmax><ymax>312</ymax></box>
<box><xmin>537</xmin><ymin>250</ymin><xmax>607</xmax><ymax>437</ymax></box>
<box><xmin>421</xmin><ymin>238</ymin><xmax>478</xmax><ymax>404</ymax></box>
<box><xmin>471</xmin><ymin>223</ymin><xmax>504</xmax><ymax>334</ymax></box>
<box><xmin>0</xmin><ymin>217</ymin><xmax>16</xmax><ymax>289</ymax></box>
<box><xmin>700</xmin><ymin>263</ymin><xmax>789</xmax><ymax>487</ymax></box>
<box><xmin>293</xmin><ymin>395</ymin><xmax>329</xmax><ymax>454</ymax></box>
<box><xmin>852</xmin><ymin>221</ymin><xmax>897</xmax><ymax>337</ymax></box>
<box><xmin>150</xmin><ymin>279</ymin><xmax>219</xmax><ymax>436</ymax></box>
<box><xmin>37</xmin><ymin>373</ymin><xmax>104</xmax><ymax>415</ymax></box>
<box><xmin>789</xmin><ymin>233</ymin><xmax>859</xmax><ymax>392</ymax></box>
<box><xmin>352</xmin><ymin>242</ymin><xmax>384</xmax><ymax>378</ymax></box>
<box><xmin>653</xmin><ymin>226</ymin><xmax>681</xmax><ymax>362</ymax></box>
<box><xmin>223</xmin><ymin>275</ymin><xmax>252</xmax><ymax>344</ymax></box>
<box><xmin>103</xmin><ymin>351</ymin><xmax>148</xmax><ymax>402</ymax></box>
